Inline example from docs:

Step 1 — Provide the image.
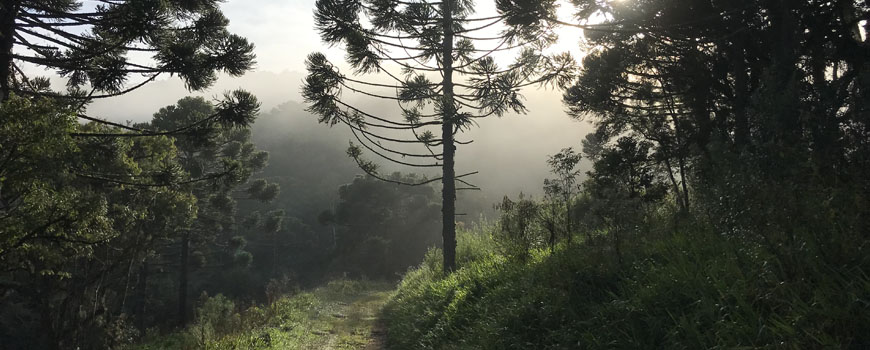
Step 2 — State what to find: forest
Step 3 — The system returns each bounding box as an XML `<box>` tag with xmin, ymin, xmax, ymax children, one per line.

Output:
<box><xmin>0</xmin><ymin>0</ymin><xmax>868</xmax><ymax>349</ymax></box>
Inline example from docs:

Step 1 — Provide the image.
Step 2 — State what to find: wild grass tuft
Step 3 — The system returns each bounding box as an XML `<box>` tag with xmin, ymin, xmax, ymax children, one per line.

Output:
<box><xmin>383</xmin><ymin>220</ymin><xmax>870</xmax><ymax>349</ymax></box>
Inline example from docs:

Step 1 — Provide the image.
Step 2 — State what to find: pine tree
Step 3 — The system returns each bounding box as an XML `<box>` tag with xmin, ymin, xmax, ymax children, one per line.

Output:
<box><xmin>303</xmin><ymin>0</ymin><xmax>577</xmax><ymax>272</ymax></box>
<box><xmin>1</xmin><ymin>0</ymin><xmax>254</xmax><ymax>101</ymax></box>
<box><xmin>147</xmin><ymin>96</ymin><xmax>277</xmax><ymax>325</ymax></box>
<box><xmin>562</xmin><ymin>0</ymin><xmax>870</xmax><ymax>193</ymax></box>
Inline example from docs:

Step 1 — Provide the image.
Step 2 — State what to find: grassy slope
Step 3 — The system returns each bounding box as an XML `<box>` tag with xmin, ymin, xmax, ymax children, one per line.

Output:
<box><xmin>134</xmin><ymin>280</ymin><xmax>393</xmax><ymax>350</ymax></box>
<box><xmin>383</xmin><ymin>226</ymin><xmax>870</xmax><ymax>349</ymax></box>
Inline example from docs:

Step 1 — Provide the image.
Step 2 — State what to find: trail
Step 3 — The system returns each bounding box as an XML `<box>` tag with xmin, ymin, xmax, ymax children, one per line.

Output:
<box><xmin>363</xmin><ymin>319</ymin><xmax>388</xmax><ymax>350</ymax></box>
<box><xmin>265</xmin><ymin>281</ymin><xmax>393</xmax><ymax>350</ymax></box>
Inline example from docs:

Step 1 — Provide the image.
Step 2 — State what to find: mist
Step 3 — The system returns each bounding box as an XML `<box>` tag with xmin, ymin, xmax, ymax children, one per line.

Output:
<box><xmin>6</xmin><ymin>1</ymin><xmax>867</xmax><ymax>349</ymax></box>
<box><xmin>86</xmin><ymin>70</ymin><xmax>593</xmax><ymax>203</ymax></box>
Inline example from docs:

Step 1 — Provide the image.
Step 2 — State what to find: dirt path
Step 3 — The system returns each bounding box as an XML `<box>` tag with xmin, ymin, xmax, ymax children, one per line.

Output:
<box><xmin>363</xmin><ymin>319</ymin><xmax>387</xmax><ymax>350</ymax></box>
<box><xmin>281</xmin><ymin>281</ymin><xmax>392</xmax><ymax>350</ymax></box>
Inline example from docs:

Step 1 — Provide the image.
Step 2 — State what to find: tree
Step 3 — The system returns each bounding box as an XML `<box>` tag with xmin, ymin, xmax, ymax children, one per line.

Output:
<box><xmin>562</xmin><ymin>0</ymin><xmax>870</xmax><ymax>191</ymax></box>
<box><xmin>146</xmin><ymin>96</ymin><xmax>276</xmax><ymax>326</ymax></box>
<box><xmin>0</xmin><ymin>95</ymin><xmax>198</xmax><ymax>349</ymax></box>
<box><xmin>582</xmin><ymin>136</ymin><xmax>667</xmax><ymax>264</ymax></box>
<box><xmin>0</xmin><ymin>1</ymin><xmax>266</xmax><ymax>346</ymax></box>
<box><xmin>2</xmin><ymin>0</ymin><xmax>254</xmax><ymax>102</ymax></box>
<box><xmin>0</xmin><ymin>0</ymin><xmax>261</xmax><ymax>277</ymax></box>
<box><xmin>543</xmin><ymin>147</ymin><xmax>582</xmax><ymax>246</ymax></box>
<box><xmin>260</xmin><ymin>209</ymin><xmax>286</xmax><ymax>278</ymax></box>
<box><xmin>302</xmin><ymin>0</ymin><xmax>577</xmax><ymax>272</ymax></box>
<box><xmin>320</xmin><ymin>173</ymin><xmax>440</xmax><ymax>278</ymax></box>
<box><xmin>495</xmin><ymin>193</ymin><xmax>541</xmax><ymax>262</ymax></box>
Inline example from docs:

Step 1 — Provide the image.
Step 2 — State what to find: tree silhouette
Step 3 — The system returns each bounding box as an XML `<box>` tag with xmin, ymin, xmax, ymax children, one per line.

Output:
<box><xmin>1</xmin><ymin>0</ymin><xmax>259</xmax><ymax>141</ymax></box>
<box><xmin>543</xmin><ymin>147</ymin><xmax>581</xmax><ymax>246</ymax></box>
<box><xmin>2</xmin><ymin>0</ymin><xmax>254</xmax><ymax>99</ymax></box>
<box><xmin>147</xmin><ymin>96</ymin><xmax>277</xmax><ymax>325</ymax></box>
<box><xmin>302</xmin><ymin>0</ymin><xmax>577</xmax><ymax>272</ymax></box>
<box><xmin>562</xmin><ymin>0</ymin><xmax>870</xmax><ymax>201</ymax></box>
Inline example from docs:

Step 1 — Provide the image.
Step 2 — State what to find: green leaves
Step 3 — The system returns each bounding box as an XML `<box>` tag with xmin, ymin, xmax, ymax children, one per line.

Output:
<box><xmin>497</xmin><ymin>0</ymin><xmax>559</xmax><ymax>42</ymax></box>
<box><xmin>303</xmin><ymin>53</ymin><xmax>344</xmax><ymax>126</ymax></box>
<box><xmin>400</xmin><ymin>75</ymin><xmax>436</xmax><ymax>106</ymax></box>
<box><xmin>246</xmin><ymin>179</ymin><xmax>280</xmax><ymax>203</ymax></box>
<box><xmin>216</xmin><ymin>90</ymin><xmax>260</xmax><ymax>128</ymax></box>
<box><xmin>314</xmin><ymin>0</ymin><xmax>382</xmax><ymax>73</ymax></box>
<box><xmin>14</xmin><ymin>0</ymin><xmax>256</xmax><ymax>96</ymax></box>
<box><xmin>469</xmin><ymin>67</ymin><xmax>528</xmax><ymax>116</ymax></box>
<box><xmin>0</xmin><ymin>94</ymin><xmax>194</xmax><ymax>277</ymax></box>
<box><xmin>315</xmin><ymin>0</ymin><xmax>364</xmax><ymax>44</ymax></box>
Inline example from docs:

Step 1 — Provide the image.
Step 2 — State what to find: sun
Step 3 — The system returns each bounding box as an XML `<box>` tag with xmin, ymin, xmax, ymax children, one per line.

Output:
<box><xmin>546</xmin><ymin>1</ymin><xmax>588</xmax><ymax>60</ymax></box>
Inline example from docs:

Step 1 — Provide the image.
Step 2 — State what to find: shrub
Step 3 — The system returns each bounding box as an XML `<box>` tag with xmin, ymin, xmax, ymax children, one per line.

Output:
<box><xmin>384</xmin><ymin>212</ymin><xmax>870</xmax><ymax>349</ymax></box>
<box><xmin>494</xmin><ymin>194</ymin><xmax>545</xmax><ymax>261</ymax></box>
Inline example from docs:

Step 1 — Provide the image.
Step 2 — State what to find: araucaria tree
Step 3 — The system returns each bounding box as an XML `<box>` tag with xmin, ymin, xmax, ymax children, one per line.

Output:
<box><xmin>2</xmin><ymin>0</ymin><xmax>254</xmax><ymax>103</ymax></box>
<box><xmin>303</xmin><ymin>0</ymin><xmax>576</xmax><ymax>272</ymax></box>
<box><xmin>0</xmin><ymin>1</ymin><xmax>262</xmax><ymax>347</ymax></box>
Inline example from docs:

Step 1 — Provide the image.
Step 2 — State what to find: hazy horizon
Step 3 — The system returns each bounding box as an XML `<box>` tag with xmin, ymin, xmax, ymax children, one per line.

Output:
<box><xmin>33</xmin><ymin>0</ymin><xmax>596</xmax><ymax>199</ymax></box>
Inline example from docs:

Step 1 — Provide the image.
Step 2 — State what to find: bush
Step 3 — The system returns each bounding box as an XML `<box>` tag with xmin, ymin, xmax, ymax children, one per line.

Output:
<box><xmin>494</xmin><ymin>194</ymin><xmax>545</xmax><ymax>261</ymax></box>
<box><xmin>383</xmin><ymin>214</ymin><xmax>870</xmax><ymax>349</ymax></box>
<box><xmin>188</xmin><ymin>293</ymin><xmax>242</xmax><ymax>346</ymax></box>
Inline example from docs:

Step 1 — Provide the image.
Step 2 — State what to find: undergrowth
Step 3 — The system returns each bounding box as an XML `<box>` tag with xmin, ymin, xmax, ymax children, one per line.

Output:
<box><xmin>131</xmin><ymin>279</ymin><xmax>393</xmax><ymax>350</ymax></box>
<box><xmin>383</xmin><ymin>222</ymin><xmax>870</xmax><ymax>349</ymax></box>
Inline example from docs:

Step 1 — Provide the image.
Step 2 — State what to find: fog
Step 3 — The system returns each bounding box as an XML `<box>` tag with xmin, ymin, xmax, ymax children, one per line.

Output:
<box><xmin>66</xmin><ymin>0</ymin><xmax>594</xmax><ymax>210</ymax></box>
<box><xmin>85</xmin><ymin>70</ymin><xmax>591</xmax><ymax>203</ymax></box>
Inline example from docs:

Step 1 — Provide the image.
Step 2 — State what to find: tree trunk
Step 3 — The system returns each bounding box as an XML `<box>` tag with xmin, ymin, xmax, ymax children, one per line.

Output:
<box><xmin>0</xmin><ymin>0</ymin><xmax>19</xmax><ymax>101</ymax></box>
<box><xmin>178</xmin><ymin>232</ymin><xmax>189</xmax><ymax>326</ymax></box>
<box><xmin>137</xmin><ymin>261</ymin><xmax>148</xmax><ymax>331</ymax></box>
<box><xmin>564</xmin><ymin>191</ymin><xmax>573</xmax><ymax>244</ymax></box>
<box><xmin>671</xmin><ymin>115</ymin><xmax>691</xmax><ymax>209</ymax></box>
<box><xmin>440</xmin><ymin>0</ymin><xmax>457</xmax><ymax>273</ymax></box>
<box><xmin>663</xmin><ymin>156</ymin><xmax>685</xmax><ymax>212</ymax></box>
<box><xmin>272</xmin><ymin>231</ymin><xmax>278</xmax><ymax>277</ymax></box>
<box><xmin>768</xmin><ymin>0</ymin><xmax>801</xmax><ymax>144</ymax></box>
<box><xmin>613</xmin><ymin>223</ymin><xmax>623</xmax><ymax>266</ymax></box>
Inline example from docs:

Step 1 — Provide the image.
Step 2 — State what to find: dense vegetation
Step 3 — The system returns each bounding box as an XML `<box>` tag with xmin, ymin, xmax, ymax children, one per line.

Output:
<box><xmin>384</xmin><ymin>215</ymin><xmax>869</xmax><ymax>349</ymax></box>
<box><xmin>134</xmin><ymin>279</ymin><xmax>393</xmax><ymax>350</ymax></box>
<box><xmin>379</xmin><ymin>0</ymin><xmax>870</xmax><ymax>348</ymax></box>
<box><xmin>1</xmin><ymin>0</ymin><xmax>868</xmax><ymax>349</ymax></box>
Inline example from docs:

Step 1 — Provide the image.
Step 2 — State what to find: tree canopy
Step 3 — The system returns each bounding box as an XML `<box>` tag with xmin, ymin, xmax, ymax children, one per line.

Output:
<box><xmin>303</xmin><ymin>0</ymin><xmax>577</xmax><ymax>271</ymax></box>
<box><xmin>2</xmin><ymin>0</ymin><xmax>254</xmax><ymax>99</ymax></box>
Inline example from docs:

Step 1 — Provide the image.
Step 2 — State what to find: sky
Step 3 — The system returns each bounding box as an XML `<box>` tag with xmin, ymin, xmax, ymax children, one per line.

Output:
<box><xmin>80</xmin><ymin>0</ymin><xmax>595</xmax><ymax>197</ymax></box>
<box><xmin>216</xmin><ymin>0</ymin><xmax>586</xmax><ymax>73</ymax></box>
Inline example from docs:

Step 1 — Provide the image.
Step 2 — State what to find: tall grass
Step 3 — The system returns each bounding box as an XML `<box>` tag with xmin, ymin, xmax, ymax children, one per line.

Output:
<box><xmin>131</xmin><ymin>279</ymin><xmax>393</xmax><ymax>350</ymax></box>
<box><xmin>383</xmin><ymin>219</ymin><xmax>870</xmax><ymax>349</ymax></box>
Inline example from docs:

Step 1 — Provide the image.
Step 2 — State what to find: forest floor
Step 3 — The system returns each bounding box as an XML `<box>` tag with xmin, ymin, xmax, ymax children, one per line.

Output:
<box><xmin>133</xmin><ymin>280</ymin><xmax>394</xmax><ymax>350</ymax></box>
<box><xmin>291</xmin><ymin>281</ymin><xmax>393</xmax><ymax>350</ymax></box>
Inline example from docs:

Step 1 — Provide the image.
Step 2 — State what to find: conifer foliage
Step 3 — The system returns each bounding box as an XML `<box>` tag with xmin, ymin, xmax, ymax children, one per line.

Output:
<box><xmin>303</xmin><ymin>0</ymin><xmax>577</xmax><ymax>272</ymax></box>
<box><xmin>1</xmin><ymin>0</ymin><xmax>255</xmax><ymax>100</ymax></box>
<box><xmin>1</xmin><ymin>0</ymin><xmax>261</xmax><ymax>140</ymax></box>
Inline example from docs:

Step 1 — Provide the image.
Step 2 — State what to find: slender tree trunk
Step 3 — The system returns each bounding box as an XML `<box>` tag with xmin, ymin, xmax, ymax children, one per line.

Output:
<box><xmin>678</xmin><ymin>155</ymin><xmax>690</xmax><ymax>210</ymax></box>
<box><xmin>547</xmin><ymin>203</ymin><xmax>557</xmax><ymax>251</ymax></box>
<box><xmin>178</xmin><ymin>232</ymin><xmax>189</xmax><ymax>326</ymax></box>
<box><xmin>0</xmin><ymin>0</ymin><xmax>19</xmax><ymax>102</ymax></box>
<box><xmin>137</xmin><ymin>261</ymin><xmax>148</xmax><ymax>331</ymax></box>
<box><xmin>769</xmin><ymin>0</ymin><xmax>801</xmax><ymax>144</ymax></box>
<box><xmin>272</xmin><ymin>231</ymin><xmax>278</xmax><ymax>277</ymax></box>
<box><xmin>613</xmin><ymin>222</ymin><xmax>623</xmax><ymax>266</ymax></box>
<box><xmin>671</xmin><ymin>115</ymin><xmax>691</xmax><ymax>209</ymax></box>
<box><xmin>663</xmin><ymin>156</ymin><xmax>685</xmax><ymax>212</ymax></box>
<box><xmin>440</xmin><ymin>0</ymin><xmax>457</xmax><ymax>273</ymax></box>
<box><xmin>564</xmin><ymin>191</ymin><xmax>573</xmax><ymax>244</ymax></box>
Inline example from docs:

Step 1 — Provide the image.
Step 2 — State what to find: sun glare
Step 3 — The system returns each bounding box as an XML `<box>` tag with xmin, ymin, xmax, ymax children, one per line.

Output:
<box><xmin>547</xmin><ymin>1</ymin><xmax>589</xmax><ymax>61</ymax></box>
